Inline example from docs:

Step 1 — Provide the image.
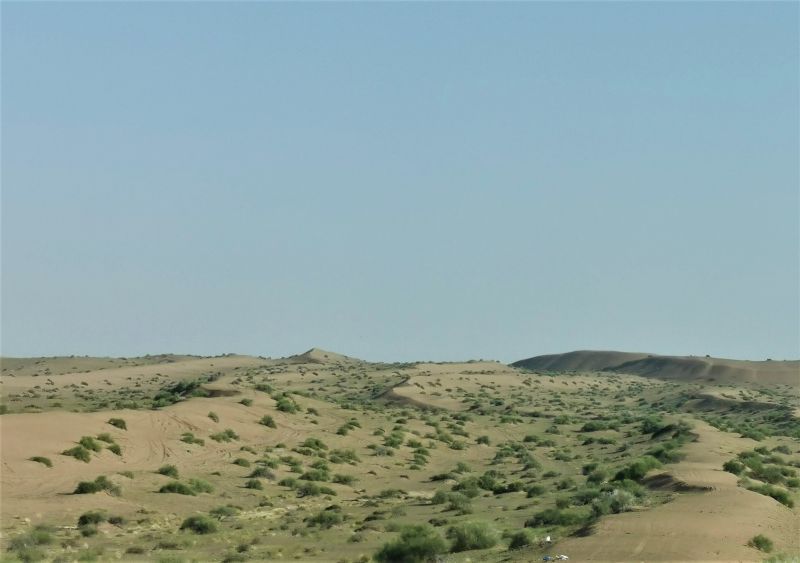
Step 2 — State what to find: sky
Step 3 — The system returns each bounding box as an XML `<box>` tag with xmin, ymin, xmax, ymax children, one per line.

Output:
<box><xmin>2</xmin><ymin>2</ymin><xmax>798</xmax><ymax>363</ymax></box>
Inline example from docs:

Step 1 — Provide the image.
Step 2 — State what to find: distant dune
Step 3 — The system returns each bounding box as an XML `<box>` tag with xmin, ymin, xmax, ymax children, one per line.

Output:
<box><xmin>512</xmin><ymin>350</ymin><xmax>799</xmax><ymax>386</ymax></box>
<box><xmin>284</xmin><ymin>347</ymin><xmax>362</xmax><ymax>364</ymax></box>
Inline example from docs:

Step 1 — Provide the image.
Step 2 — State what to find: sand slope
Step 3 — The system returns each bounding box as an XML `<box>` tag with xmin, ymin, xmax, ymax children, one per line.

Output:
<box><xmin>552</xmin><ymin>421</ymin><xmax>799</xmax><ymax>562</ymax></box>
<box><xmin>512</xmin><ymin>351</ymin><xmax>799</xmax><ymax>386</ymax></box>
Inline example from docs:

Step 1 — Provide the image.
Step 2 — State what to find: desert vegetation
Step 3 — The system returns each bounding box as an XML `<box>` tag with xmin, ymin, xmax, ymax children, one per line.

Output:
<box><xmin>1</xmin><ymin>351</ymin><xmax>797</xmax><ymax>561</ymax></box>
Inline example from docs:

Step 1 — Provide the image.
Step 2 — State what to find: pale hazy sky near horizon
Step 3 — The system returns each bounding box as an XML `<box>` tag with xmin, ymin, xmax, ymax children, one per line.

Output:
<box><xmin>2</xmin><ymin>2</ymin><xmax>798</xmax><ymax>363</ymax></box>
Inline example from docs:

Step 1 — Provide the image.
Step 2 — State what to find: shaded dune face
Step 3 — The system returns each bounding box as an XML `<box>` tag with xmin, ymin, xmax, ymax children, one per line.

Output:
<box><xmin>512</xmin><ymin>350</ymin><xmax>799</xmax><ymax>386</ymax></box>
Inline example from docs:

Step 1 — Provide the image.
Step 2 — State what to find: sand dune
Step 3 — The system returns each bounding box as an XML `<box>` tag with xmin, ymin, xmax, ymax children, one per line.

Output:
<box><xmin>552</xmin><ymin>421</ymin><xmax>799</xmax><ymax>562</ymax></box>
<box><xmin>512</xmin><ymin>350</ymin><xmax>799</xmax><ymax>386</ymax></box>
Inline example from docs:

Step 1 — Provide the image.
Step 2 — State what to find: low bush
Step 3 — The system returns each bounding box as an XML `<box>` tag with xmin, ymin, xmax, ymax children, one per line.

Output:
<box><xmin>447</xmin><ymin>521</ymin><xmax>498</xmax><ymax>552</ymax></box>
<box><xmin>62</xmin><ymin>446</ymin><xmax>92</xmax><ymax>463</ymax></box>
<box><xmin>525</xmin><ymin>508</ymin><xmax>588</xmax><ymax>527</ymax></box>
<box><xmin>74</xmin><ymin>475</ymin><xmax>120</xmax><ymax>496</ymax></box>
<box><xmin>158</xmin><ymin>465</ymin><xmax>179</xmax><ymax>479</ymax></box>
<box><xmin>29</xmin><ymin>456</ymin><xmax>53</xmax><ymax>468</ymax></box>
<box><xmin>8</xmin><ymin>524</ymin><xmax>54</xmax><ymax>561</ymax></box>
<box><xmin>79</xmin><ymin>436</ymin><xmax>103</xmax><ymax>452</ymax></box>
<box><xmin>159</xmin><ymin>481</ymin><xmax>196</xmax><ymax>495</ymax></box>
<box><xmin>300</xmin><ymin>468</ymin><xmax>330</xmax><ymax>482</ymax></box>
<box><xmin>333</xmin><ymin>474</ymin><xmax>357</xmax><ymax>485</ymax></box>
<box><xmin>374</xmin><ymin>524</ymin><xmax>447</xmax><ymax>562</ymax></box>
<box><xmin>107</xmin><ymin>418</ymin><xmax>127</xmax><ymax>430</ymax></box>
<box><xmin>613</xmin><ymin>456</ymin><xmax>662</xmax><ymax>482</ymax></box>
<box><xmin>748</xmin><ymin>534</ymin><xmax>774</xmax><ymax>553</ymax></box>
<box><xmin>180</xmin><ymin>432</ymin><xmax>205</xmax><ymax>446</ymax></box>
<box><xmin>306</xmin><ymin>508</ymin><xmax>344</xmax><ymax>529</ymax></box>
<box><xmin>210</xmin><ymin>505</ymin><xmax>240</xmax><ymax>519</ymax></box>
<box><xmin>259</xmin><ymin>415</ymin><xmax>276</xmax><ymax>428</ymax></box>
<box><xmin>78</xmin><ymin>511</ymin><xmax>106</xmax><ymax>526</ymax></box>
<box><xmin>249</xmin><ymin>467</ymin><xmax>274</xmax><ymax>479</ymax></box>
<box><xmin>329</xmin><ymin>448</ymin><xmax>360</xmax><ymax>464</ymax></box>
<box><xmin>507</xmin><ymin>529</ymin><xmax>537</xmax><ymax>550</ymax></box>
<box><xmin>188</xmin><ymin>478</ymin><xmax>213</xmax><ymax>493</ymax></box>
<box><xmin>210</xmin><ymin>429</ymin><xmax>239</xmax><ymax>442</ymax></box>
<box><xmin>526</xmin><ymin>484</ymin><xmax>545</xmax><ymax>497</ymax></box>
<box><xmin>245</xmin><ymin>479</ymin><xmax>263</xmax><ymax>490</ymax></box>
<box><xmin>275</xmin><ymin>395</ymin><xmax>300</xmax><ymax>413</ymax></box>
<box><xmin>746</xmin><ymin>483</ymin><xmax>794</xmax><ymax>507</ymax></box>
<box><xmin>180</xmin><ymin>515</ymin><xmax>217</xmax><ymax>534</ymax></box>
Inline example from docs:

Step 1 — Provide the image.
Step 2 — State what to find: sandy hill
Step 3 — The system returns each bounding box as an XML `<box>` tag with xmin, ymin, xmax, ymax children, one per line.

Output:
<box><xmin>284</xmin><ymin>347</ymin><xmax>362</xmax><ymax>364</ymax></box>
<box><xmin>512</xmin><ymin>350</ymin><xmax>799</xmax><ymax>386</ymax></box>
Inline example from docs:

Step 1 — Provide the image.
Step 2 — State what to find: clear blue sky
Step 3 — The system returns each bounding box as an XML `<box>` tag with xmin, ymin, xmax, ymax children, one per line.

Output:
<box><xmin>2</xmin><ymin>2</ymin><xmax>798</xmax><ymax>362</ymax></box>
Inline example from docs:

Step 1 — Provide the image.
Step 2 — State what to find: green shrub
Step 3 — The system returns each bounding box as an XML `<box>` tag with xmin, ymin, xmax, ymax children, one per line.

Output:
<box><xmin>374</xmin><ymin>524</ymin><xmax>447</xmax><ymax>562</ymax></box>
<box><xmin>745</xmin><ymin>483</ymin><xmax>794</xmax><ymax>507</ymax></box>
<box><xmin>508</xmin><ymin>529</ymin><xmax>537</xmax><ymax>550</ymax></box>
<box><xmin>249</xmin><ymin>466</ymin><xmax>274</xmax><ymax>479</ymax></box>
<box><xmin>275</xmin><ymin>395</ymin><xmax>299</xmax><ymax>413</ymax></box>
<box><xmin>63</xmin><ymin>446</ymin><xmax>92</xmax><ymax>463</ymax></box>
<box><xmin>180</xmin><ymin>432</ymin><xmax>204</xmax><ymax>446</ymax></box>
<box><xmin>79</xmin><ymin>436</ymin><xmax>103</xmax><ymax>452</ymax></box>
<box><xmin>188</xmin><ymin>478</ymin><xmax>214</xmax><ymax>493</ymax></box>
<box><xmin>297</xmin><ymin>482</ymin><xmax>327</xmax><ymax>497</ymax></box>
<box><xmin>613</xmin><ymin>456</ymin><xmax>662</xmax><ymax>481</ymax></box>
<box><xmin>259</xmin><ymin>415</ymin><xmax>276</xmax><ymax>428</ymax></box>
<box><xmin>525</xmin><ymin>508</ymin><xmax>588</xmax><ymax>527</ymax></box>
<box><xmin>210</xmin><ymin>429</ymin><xmax>239</xmax><ymax>442</ymax></box>
<box><xmin>329</xmin><ymin>448</ymin><xmax>360</xmax><ymax>464</ymax></box>
<box><xmin>210</xmin><ymin>505</ymin><xmax>240</xmax><ymax>519</ymax></box>
<box><xmin>157</xmin><ymin>465</ymin><xmax>179</xmax><ymax>479</ymax></box>
<box><xmin>9</xmin><ymin>524</ymin><xmax>54</xmax><ymax>561</ymax></box>
<box><xmin>96</xmin><ymin>433</ymin><xmax>115</xmax><ymax>443</ymax></box>
<box><xmin>446</xmin><ymin>492</ymin><xmax>473</xmax><ymax>515</ymax></box>
<box><xmin>159</xmin><ymin>481</ymin><xmax>196</xmax><ymax>495</ymax></box>
<box><xmin>300</xmin><ymin>468</ymin><xmax>330</xmax><ymax>482</ymax></box>
<box><xmin>748</xmin><ymin>534</ymin><xmax>774</xmax><ymax>553</ymax></box>
<box><xmin>239</xmin><ymin>398</ymin><xmax>253</xmax><ymax>407</ymax></box>
<box><xmin>641</xmin><ymin>415</ymin><xmax>664</xmax><ymax>434</ymax></box>
<box><xmin>232</xmin><ymin>458</ymin><xmax>251</xmax><ymax>468</ymax></box>
<box><xmin>587</xmin><ymin>469</ymin><xmax>608</xmax><ymax>485</ymax></box>
<box><xmin>447</xmin><ymin>521</ymin><xmax>498</xmax><ymax>552</ymax></box>
<box><xmin>208</xmin><ymin>411</ymin><xmax>219</xmax><ymax>422</ymax></box>
<box><xmin>29</xmin><ymin>456</ymin><xmax>52</xmax><ymax>468</ymax></box>
<box><xmin>107</xmin><ymin>444</ymin><xmax>122</xmax><ymax>456</ymax></box>
<box><xmin>278</xmin><ymin>477</ymin><xmax>298</xmax><ymax>489</ymax></box>
<box><xmin>306</xmin><ymin>509</ymin><xmax>344</xmax><ymax>529</ymax></box>
<box><xmin>107</xmin><ymin>418</ymin><xmax>127</xmax><ymax>430</ymax></box>
<box><xmin>77</xmin><ymin>511</ymin><xmax>106</xmax><ymax>526</ymax></box>
<box><xmin>526</xmin><ymin>484</ymin><xmax>545</xmax><ymax>497</ymax></box>
<box><xmin>180</xmin><ymin>515</ymin><xmax>217</xmax><ymax>534</ymax></box>
<box><xmin>245</xmin><ymin>479</ymin><xmax>263</xmax><ymax>490</ymax></box>
<box><xmin>333</xmin><ymin>474</ymin><xmax>356</xmax><ymax>485</ymax></box>
<box><xmin>74</xmin><ymin>475</ymin><xmax>120</xmax><ymax>496</ymax></box>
